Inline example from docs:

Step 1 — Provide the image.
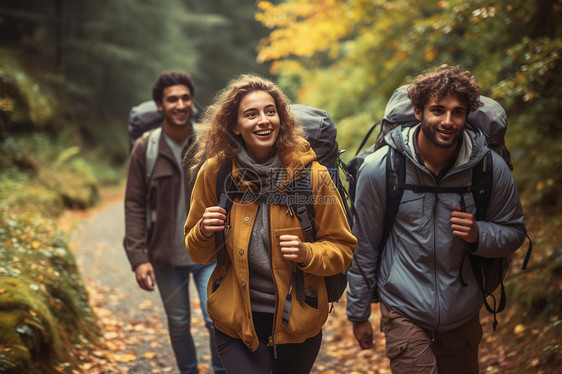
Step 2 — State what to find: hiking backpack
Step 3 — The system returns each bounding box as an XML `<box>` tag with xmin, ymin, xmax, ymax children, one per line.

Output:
<box><xmin>128</xmin><ymin>100</ymin><xmax>199</xmax><ymax>230</ymax></box>
<box><xmin>347</xmin><ymin>85</ymin><xmax>532</xmax><ymax>329</ymax></box>
<box><xmin>214</xmin><ymin>104</ymin><xmax>352</xmax><ymax>309</ymax></box>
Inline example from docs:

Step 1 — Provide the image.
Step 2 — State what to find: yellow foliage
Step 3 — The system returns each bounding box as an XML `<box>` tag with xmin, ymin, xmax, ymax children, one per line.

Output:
<box><xmin>256</xmin><ymin>0</ymin><xmax>356</xmax><ymax>62</ymax></box>
<box><xmin>536</xmin><ymin>181</ymin><xmax>544</xmax><ymax>192</ymax></box>
<box><xmin>424</xmin><ymin>47</ymin><xmax>438</xmax><ymax>61</ymax></box>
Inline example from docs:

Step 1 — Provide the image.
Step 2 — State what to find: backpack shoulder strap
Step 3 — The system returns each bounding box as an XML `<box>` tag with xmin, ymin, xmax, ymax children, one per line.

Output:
<box><xmin>143</xmin><ymin>127</ymin><xmax>162</xmax><ymax>232</ymax></box>
<box><xmin>288</xmin><ymin>164</ymin><xmax>314</xmax><ymax>304</ymax></box>
<box><xmin>471</xmin><ymin>150</ymin><xmax>493</xmax><ymax>221</ymax></box>
<box><xmin>381</xmin><ymin>147</ymin><xmax>406</xmax><ymax>251</ymax></box>
<box><xmin>290</xmin><ymin>164</ymin><xmax>315</xmax><ymax>243</ymax></box>
<box><xmin>215</xmin><ymin>160</ymin><xmax>236</xmax><ymax>267</ymax></box>
<box><xmin>145</xmin><ymin>127</ymin><xmax>162</xmax><ymax>184</ymax></box>
<box><xmin>369</xmin><ymin>147</ymin><xmax>406</xmax><ymax>302</ymax></box>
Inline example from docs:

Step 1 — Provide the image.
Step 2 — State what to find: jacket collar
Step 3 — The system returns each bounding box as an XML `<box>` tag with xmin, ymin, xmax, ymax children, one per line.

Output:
<box><xmin>386</xmin><ymin>123</ymin><xmax>488</xmax><ymax>171</ymax></box>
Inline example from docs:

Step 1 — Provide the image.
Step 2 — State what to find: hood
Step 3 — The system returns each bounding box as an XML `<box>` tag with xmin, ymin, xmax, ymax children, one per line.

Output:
<box><xmin>282</xmin><ymin>139</ymin><xmax>317</xmax><ymax>177</ymax></box>
<box><xmin>384</xmin><ymin>124</ymin><xmax>490</xmax><ymax>170</ymax></box>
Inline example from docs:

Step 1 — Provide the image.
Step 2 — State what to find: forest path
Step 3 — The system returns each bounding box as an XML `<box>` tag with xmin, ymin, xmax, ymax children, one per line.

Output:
<box><xmin>65</xmin><ymin>188</ymin><xmax>511</xmax><ymax>373</ymax></box>
<box><xmin>68</xmin><ymin>190</ymin><xmax>212</xmax><ymax>373</ymax></box>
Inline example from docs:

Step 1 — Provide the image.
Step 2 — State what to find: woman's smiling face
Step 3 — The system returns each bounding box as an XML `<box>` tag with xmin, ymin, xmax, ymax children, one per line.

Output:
<box><xmin>234</xmin><ymin>90</ymin><xmax>281</xmax><ymax>163</ymax></box>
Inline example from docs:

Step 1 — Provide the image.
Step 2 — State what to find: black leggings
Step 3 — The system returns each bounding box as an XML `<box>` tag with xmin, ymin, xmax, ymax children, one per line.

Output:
<box><xmin>215</xmin><ymin>312</ymin><xmax>322</xmax><ymax>374</ymax></box>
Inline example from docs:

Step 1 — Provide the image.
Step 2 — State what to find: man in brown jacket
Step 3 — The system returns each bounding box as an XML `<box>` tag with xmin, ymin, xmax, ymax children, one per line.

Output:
<box><xmin>124</xmin><ymin>70</ymin><xmax>223</xmax><ymax>374</ymax></box>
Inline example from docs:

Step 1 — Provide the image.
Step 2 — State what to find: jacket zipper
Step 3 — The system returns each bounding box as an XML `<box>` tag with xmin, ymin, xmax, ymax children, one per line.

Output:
<box><xmin>433</xmin><ymin>191</ymin><xmax>441</xmax><ymax>331</ymax></box>
<box><xmin>266</xmin><ymin>206</ymin><xmax>282</xmax><ymax>359</ymax></box>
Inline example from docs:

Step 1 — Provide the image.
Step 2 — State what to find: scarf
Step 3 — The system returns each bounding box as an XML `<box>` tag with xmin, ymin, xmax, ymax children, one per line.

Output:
<box><xmin>235</xmin><ymin>147</ymin><xmax>284</xmax><ymax>313</ymax></box>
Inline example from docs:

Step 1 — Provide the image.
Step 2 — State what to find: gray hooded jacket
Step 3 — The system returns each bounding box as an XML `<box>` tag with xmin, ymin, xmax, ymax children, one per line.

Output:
<box><xmin>346</xmin><ymin>124</ymin><xmax>526</xmax><ymax>332</ymax></box>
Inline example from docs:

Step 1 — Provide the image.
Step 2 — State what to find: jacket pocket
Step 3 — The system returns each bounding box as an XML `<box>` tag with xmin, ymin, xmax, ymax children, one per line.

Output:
<box><xmin>272</xmin><ymin>227</ymin><xmax>305</xmax><ymax>268</ymax></box>
<box><xmin>386</xmin><ymin>339</ymin><xmax>408</xmax><ymax>359</ymax></box>
<box><xmin>207</xmin><ymin>270</ymin><xmax>245</xmax><ymax>328</ymax></box>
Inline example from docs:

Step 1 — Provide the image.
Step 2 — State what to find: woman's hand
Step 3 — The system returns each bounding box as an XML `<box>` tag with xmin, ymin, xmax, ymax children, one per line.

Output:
<box><xmin>200</xmin><ymin>206</ymin><xmax>227</xmax><ymax>238</ymax></box>
<box><xmin>279</xmin><ymin>234</ymin><xmax>307</xmax><ymax>264</ymax></box>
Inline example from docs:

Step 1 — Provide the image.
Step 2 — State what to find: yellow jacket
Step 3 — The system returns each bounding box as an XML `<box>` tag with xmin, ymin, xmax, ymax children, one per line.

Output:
<box><xmin>184</xmin><ymin>144</ymin><xmax>356</xmax><ymax>352</ymax></box>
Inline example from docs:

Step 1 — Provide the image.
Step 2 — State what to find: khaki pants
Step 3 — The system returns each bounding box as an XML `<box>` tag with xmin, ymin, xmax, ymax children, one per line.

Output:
<box><xmin>380</xmin><ymin>302</ymin><xmax>483</xmax><ymax>374</ymax></box>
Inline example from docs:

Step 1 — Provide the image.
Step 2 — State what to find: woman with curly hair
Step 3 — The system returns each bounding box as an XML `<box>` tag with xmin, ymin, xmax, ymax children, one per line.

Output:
<box><xmin>184</xmin><ymin>74</ymin><xmax>356</xmax><ymax>373</ymax></box>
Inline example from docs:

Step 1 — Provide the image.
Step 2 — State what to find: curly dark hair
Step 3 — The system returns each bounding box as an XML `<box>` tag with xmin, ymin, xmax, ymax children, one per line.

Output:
<box><xmin>407</xmin><ymin>65</ymin><xmax>483</xmax><ymax>113</ymax></box>
<box><xmin>188</xmin><ymin>74</ymin><xmax>306</xmax><ymax>178</ymax></box>
<box><xmin>152</xmin><ymin>70</ymin><xmax>195</xmax><ymax>103</ymax></box>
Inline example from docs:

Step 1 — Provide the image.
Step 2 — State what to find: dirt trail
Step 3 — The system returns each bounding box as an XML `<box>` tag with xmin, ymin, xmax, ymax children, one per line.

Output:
<box><xmin>66</xmin><ymin>191</ymin><xmax>347</xmax><ymax>373</ymax></box>
<box><xmin>69</xmin><ymin>195</ymin><xmax>214</xmax><ymax>373</ymax></box>
<box><xmin>67</xmin><ymin>189</ymin><xmax>511</xmax><ymax>373</ymax></box>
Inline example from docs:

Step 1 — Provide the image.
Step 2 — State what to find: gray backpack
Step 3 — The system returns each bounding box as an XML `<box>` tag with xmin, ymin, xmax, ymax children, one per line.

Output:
<box><xmin>347</xmin><ymin>85</ymin><xmax>531</xmax><ymax>330</ymax></box>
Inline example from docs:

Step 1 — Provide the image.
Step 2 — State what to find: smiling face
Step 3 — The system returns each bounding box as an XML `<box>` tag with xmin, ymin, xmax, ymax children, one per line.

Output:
<box><xmin>156</xmin><ymin>84</ymin><xmax>193</xmax><ymax>128</ymax></box>
<box><xmin>415</xmin><ymin>93</ymin><xmax>467</xmax><ymax>150</ymax></box>
<box><xmin>233</xmin><ymin>90</ymin><xmax>281</xmax><ymax>163</ymax></box>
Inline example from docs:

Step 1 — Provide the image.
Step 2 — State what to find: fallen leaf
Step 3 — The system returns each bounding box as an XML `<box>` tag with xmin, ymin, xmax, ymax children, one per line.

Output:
<box><xmin>115</xmin><ymin>353</ymin><xmax>136</xmax><ymax>362</ymax></box>
<box><xmin>514</xmin><ymin>324</ymin><xmax>525</xmax><ymax>335</ymax></box>
<box><xmin>142</xmin><ymin>351</ymin><xmax>159</xmax><ymax>359</ymax></box>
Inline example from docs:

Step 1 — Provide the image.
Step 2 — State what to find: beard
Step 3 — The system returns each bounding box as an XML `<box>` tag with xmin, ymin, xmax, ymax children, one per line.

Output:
<box><xmin>162</xmin><ymin>108</ymin><xmax>191</xmax><ymax>128</ymax></box>
<box><xmin>420</xmin><ymin>114</ymin><xmax>463</xmax><ymax>149</ymax></box>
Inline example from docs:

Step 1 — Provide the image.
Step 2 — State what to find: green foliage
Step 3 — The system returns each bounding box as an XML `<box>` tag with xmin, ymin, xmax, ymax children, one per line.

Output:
<box><xmin>258</xmin><ymin>1</ymin><xmax>562</xmax><ymax>372</ymax></box>
<box><xmin>0</xmin><ymin>133</ymin><xmax>101</xmax><ymax>214</ymax></box>
<box><xmin>1</xmin><ymin>0</ymin><xmax>278</xmax><ymax>164</ymax></box>
<box><xmin>0</xmin><ymin>51</ymin><xmax>57</xmax><ymax>134</ymax></box>
<box><xmin>257</xmin><ymin>0</ymin><xmax>562</xmax><ymax>212</ymax></box>
<box><xmin>183</xmin><ymin>0</ymin><xmax>277</xmax><ymax>105</ymax></box>
<box><xmin>0</xmin><ymin>212</ymin><xmax>99</xmax><ymax>373</ymax></box>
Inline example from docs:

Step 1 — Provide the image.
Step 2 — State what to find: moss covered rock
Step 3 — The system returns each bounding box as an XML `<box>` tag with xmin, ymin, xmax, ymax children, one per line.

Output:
<box><xmin>0</xmin><ymin>212</ymin><xmax>99</xmax><ymax>373</ymax></box>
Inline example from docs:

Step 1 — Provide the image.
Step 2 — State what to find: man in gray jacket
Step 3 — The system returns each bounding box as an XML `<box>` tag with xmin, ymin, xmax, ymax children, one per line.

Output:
<box><xmin>346</xmin><ymin>65</ymin><xmax>526</xmax><ymax>373</ymax></box>
<box><xmin>124</xmin><ymin>71</ymin><xmax>223</xmax><ymax>374</ymax></box>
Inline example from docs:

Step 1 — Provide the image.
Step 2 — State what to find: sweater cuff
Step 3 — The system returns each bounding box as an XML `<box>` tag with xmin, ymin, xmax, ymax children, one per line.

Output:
<box><xmin>467</xmin><ymin>240</ymin><xmax>479</xmax><ymax>253</ymax></box>
<box><xmin>298</xmin><ymin>243</ymin><xmax>313</xmax><ymax>268</ymax></box>
<box><xmin>199</xmin><ymin>221</ymin><xmax>214</xmax><ymax>239</ymax></box>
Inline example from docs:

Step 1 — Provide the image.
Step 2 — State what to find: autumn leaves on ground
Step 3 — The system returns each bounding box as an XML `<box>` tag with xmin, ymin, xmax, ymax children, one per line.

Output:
<box><xmin>55</xmin><ymin>188</ymin><xmax>524</xmax><ymax>374</ymax></box>
<box><xmin>1</xmin><ymin>180</ymin><xmax>560</xmax><ymax>373</ymax></box>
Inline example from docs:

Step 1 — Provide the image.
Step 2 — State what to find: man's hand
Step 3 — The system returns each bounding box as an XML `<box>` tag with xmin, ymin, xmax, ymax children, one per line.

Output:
<box><xmin>135</xmin><ymin>262</ymin><xmax>156</xmax><ymax>291</ymax></box>
<box><xmin>450</xmin><ymin>206</ymin><xmax>479</xmax><ymax>243</ymax></box>
<box><xmin>353</xmin><ymin>320</ymin><xmax>374</xmax><ymax>350</ymax></box>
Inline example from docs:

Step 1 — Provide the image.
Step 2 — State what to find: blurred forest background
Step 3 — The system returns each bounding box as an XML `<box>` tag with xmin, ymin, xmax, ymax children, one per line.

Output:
<box><xmin>0</xmin><ymin>0</ymin><xmax>560</xmax><ymax>373</ymax></box>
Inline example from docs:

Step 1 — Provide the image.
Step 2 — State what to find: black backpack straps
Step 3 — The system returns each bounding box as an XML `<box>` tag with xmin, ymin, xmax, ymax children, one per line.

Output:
<box><xmin>381</xmin><ymin>148</ymin><xmax>406</xmax><ymax>251</ymax></box>
<box><xmin>369</xmin><ymin>148</ymin><xmax>406</xmax><ymax>302</ymax></box>
<box><xmin>471</xmin><ymin>150</ymin><xmax>493</xmax><ymax>221</ymax></box>
<box><xmin>288</xmin><ymin>164</ymin><xmax>315</xmax><ymax>234</ymax></box>
<box><xmin>215</xmin><ymin>160</ymin><xmax>235</xmax><ymax>267</ymax></box>
<box><xmin>354</xmin><ymin>121</ymin><xmax>381</xmax><ymax>156</ymax></box>
<box><xmin>471</xmin><ymin>255</ymin><xmax>506</xmax><ymax>331</ymax></box>
<box><xmin>521</xmin><ymin>231</ymin><xmax>533</xmax><ymax>270</ymax></box>
<box><xmin>289</xmin><ymin>164</ymin><xmax>313</xmax><ymax>303</ymax></box>
<box><xmin>291</xmin><ymin>165</ymin><xmax>316</xmax><ymax>243</ymax></box>
<box><xmin>467</xmin><ymin>151</ymin><xmax>512</xmax><ymax>330</ymax></box>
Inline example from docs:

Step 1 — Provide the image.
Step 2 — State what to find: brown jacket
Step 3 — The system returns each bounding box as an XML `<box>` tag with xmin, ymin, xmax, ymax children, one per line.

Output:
<box><xmin>124</xmin><ymin>128</ymin><xmax>194</xmax><ymax>270</ymax></box>
<box><xmin>184</xmin><ymin>144</ymin><xmax>357</xmax><ymax>351</ymax></box>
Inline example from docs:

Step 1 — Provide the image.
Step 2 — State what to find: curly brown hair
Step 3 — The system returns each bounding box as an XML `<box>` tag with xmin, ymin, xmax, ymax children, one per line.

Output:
<box><xmin>152</xmin><ymin>70</ymin><xmax>195</xmax><ymax>103</ymax></box>
<box><xmin>188</xmin><ymin>74</ymin><xmax>306</xmax><ymax>178</ymax></box>
<box><xmin>407</xmin><ymin>65</ymin><xmax>483</xmax><ymax>114</ymax></box>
